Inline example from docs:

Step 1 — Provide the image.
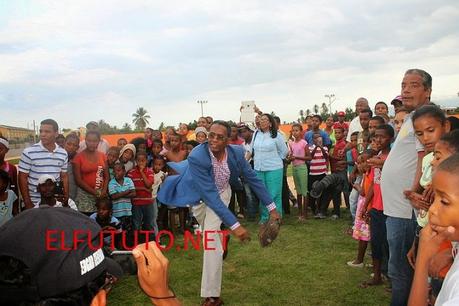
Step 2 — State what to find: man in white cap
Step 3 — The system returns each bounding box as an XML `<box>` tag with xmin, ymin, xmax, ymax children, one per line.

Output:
<box><xmin>35</xmin><ymin>174</ymin><xmax>78</xmax><ymax>210</ymax></box>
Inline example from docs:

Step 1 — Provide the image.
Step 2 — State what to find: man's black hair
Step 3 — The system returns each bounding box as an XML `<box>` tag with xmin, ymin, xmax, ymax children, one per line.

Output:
<box><xmin>448</xmin><ymin>117</ymin><xmax>459</xmax><ymax>131</ymax></box>
<box><xmin>312</xmin><ymin>114</ymin><xmax>323</xmax><ymax>123</ymax></box>
<box><xmin>85</xmin><ymin>130</ymin><xmax>101</xmax><ymax>140</ymax></box>
<box><xmin>412</xmin><ymin>105</ymin><xmax>447</xmax><ymax>125</ymax></box>
<box><xmin>351</xmin><ymin>131</ymin><xmax>359</xmax><ymax>137</ymax></box>
<box><xmin>40</xmin><ymin>119</ymin><xmax>59</xmax><ymax>132</ymax></box>
<box><xmin>376</xmin><ymin>124</ymin><xmax>395</xmax><ymax>139</ymax></box>
<box><xmin>273</xmin><ymin>116</ymin><xmax>281</xmax><ymax>124</ymax></box>
<box><xmin>375</xmin><ymin>101</ymin><xmax>388</xmax><ymax>109</ymax></box>
<box><xmin>211</xmin><ymin>120</ymin><xmax>232</xmax><ymax>137</ymax></box>
<box><xmin>360</xmin><ymin>108</ymin><xmax>373</xmax><ymax>118</ymax></box>
<box><xmin>370</xmin><ymin>116</ymin><xmax>385</xmax><ymax>125</ymax></box>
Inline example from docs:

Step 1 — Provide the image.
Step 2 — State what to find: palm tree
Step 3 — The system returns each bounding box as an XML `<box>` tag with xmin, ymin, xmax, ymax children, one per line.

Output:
<box><xmin>132</xmin><ymin>107</ymin><xmax>151</xmax><ymax>131</ymax></box>
<box><xmin>306</xmin><ymin>109</ymin><xmax>311</xmax><ymax>116</ymax></box>
<box><xmin>313</xmin><ymin>104</ymin><xmax>319</xmax><ymax>114</ymax></box>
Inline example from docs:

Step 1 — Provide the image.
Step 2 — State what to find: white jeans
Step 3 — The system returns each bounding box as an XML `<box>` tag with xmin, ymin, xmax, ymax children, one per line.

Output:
<box><xmin>192</xmin><ymin>186</ymin><xmax>231</xmax><ymax>298</ymax></box>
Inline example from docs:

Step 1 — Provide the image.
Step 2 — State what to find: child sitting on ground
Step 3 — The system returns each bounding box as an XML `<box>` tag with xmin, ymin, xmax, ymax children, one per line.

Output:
<box><xmin>90</xmin><ymin>197</ymin><xmax>122</xmax><ymax>246</ymax></box>
<box><xmin>288</xmin><ymin>124</ymin><xmax>311</xmax><ymax>221</ymax></box>
<box><xmin>0</xmin><ymin>170</ymin><xmax>17</xmax><ymax>227</ymax></box>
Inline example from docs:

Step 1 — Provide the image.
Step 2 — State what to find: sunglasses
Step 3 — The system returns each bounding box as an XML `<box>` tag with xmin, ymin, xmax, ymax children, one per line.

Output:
<box><xmin>208</xmin><ymin>132</ymin><xmax>227</xmax><ymax>141</ymax></box>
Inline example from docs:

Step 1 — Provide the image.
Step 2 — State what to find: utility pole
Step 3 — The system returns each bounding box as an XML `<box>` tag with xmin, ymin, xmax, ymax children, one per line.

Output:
<box><xmin>324</xmin><ymin>94</ymin><xmax>336</xmax><ymax>115</ymax></box>
<box><xmin>197</xmin><ymin>100</ymin><xmax>208</xmax><ymax>117</ymax></box>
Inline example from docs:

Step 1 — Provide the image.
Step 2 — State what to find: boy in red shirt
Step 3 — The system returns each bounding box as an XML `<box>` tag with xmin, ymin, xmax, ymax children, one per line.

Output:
<box><xmin>328</xmin><ymin>127</ymin><xmax>349</xmax><ymax>218</ymax></box>
<box><xmin>127</xmin><ymin>151</ymin><xmax>155</xmax><ymax>234</ymax></box>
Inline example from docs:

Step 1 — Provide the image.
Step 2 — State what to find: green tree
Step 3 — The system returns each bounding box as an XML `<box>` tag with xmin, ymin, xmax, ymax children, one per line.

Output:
<box><xmin>313</xmin><ymin>104</ymin><xmax>319</xmax><ymax>114</ymax></box>
<box><xmin>132</xmin><ymin>107</ymin><xmax>151</xmax><ymax>131</ymax></box>
<box><xmin>157</xmin><ymin>122</ymin><xmax>165</xmax><ymax>131</ymax></box>
<box><xmin>306</xmin><ymin>109</ymin><xmax>311</xmax><ymax>116</ymax></box>
<box><xmin>121</xmin><ymin>123</ymin><xmax>132</xmax><ymax>133</ymax></box>
<box><xmin>345</xmin><ymin>107</ymin><xmax>355</xmax><ymax>121</ymax></box>
<box><xmin>299</xmin><ymin>110</ymin><xmax>305</xmax><ymax>123</ymax></box>
<box><xmin>320</xmin><ymin>103</ymin><xmax>329</xmax><ymax>120</ymax></box>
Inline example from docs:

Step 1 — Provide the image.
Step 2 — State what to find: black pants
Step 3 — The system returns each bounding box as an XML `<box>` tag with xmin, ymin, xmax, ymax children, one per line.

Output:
<box><xmin>308</xmin><ymin>173</ymin><xmax>326</xmax><ymax>214</ymax></box>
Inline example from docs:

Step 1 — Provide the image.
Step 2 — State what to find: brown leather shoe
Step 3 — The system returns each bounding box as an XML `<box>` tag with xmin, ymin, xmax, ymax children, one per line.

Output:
<box><xmin>201</xmin><ymin>297</ymin><xmax>224</xmax><ymax>306</ymax></box>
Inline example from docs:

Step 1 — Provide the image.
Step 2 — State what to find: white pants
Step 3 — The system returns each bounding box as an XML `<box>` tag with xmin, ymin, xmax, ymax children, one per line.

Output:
<box><xmin>192</xmin><ymin>187</ymin><xmax>231</xmax><ymax>298</ymax></box>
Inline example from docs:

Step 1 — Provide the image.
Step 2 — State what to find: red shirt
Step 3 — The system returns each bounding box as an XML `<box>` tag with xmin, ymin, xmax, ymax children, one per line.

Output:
<box><xmin>333</xmin><ymin>122</ymin><xmax>349</xmax><ymax>131</ymax></box>
<box><xmin>371</xmin><ymin>152</ymin><xmax>388</xmax><ymax>211</ymax></box>
<box><xmin>127</xmin><ymin>167</ymin><xmax>154</xmax><ymax>205</ymax></box>
<box><xmin>330</xmin><ymin>139</ymin><xmax>347</xmax><ymax>173</ymax></box>
<box><xmin>73</xmin><ymin>152</ymin><xmax>107</xmax><ymax>189</ymax></box>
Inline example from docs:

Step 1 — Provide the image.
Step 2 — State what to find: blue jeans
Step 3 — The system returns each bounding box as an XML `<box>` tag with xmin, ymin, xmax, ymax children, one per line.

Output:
<box><xmin>386</xmin><ymin>214</ymin><xmax>417</xmax><ymax>306</ymax></box>
<box><xmin>132</xmin><ymin>204</ymin><xmax>157</xmax><ymax>234</ymax></box>
<box><xmin>243</xmin><ymin>182</ymin><xmax>258</xmax><ymax>220</ymax></box>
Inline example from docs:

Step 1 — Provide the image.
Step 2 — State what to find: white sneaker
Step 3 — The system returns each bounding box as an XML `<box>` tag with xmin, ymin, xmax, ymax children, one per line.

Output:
<box><xmin>347</xmin><ymin>261</ymin><xmax>364</xmax><ymax>268</ymax></box>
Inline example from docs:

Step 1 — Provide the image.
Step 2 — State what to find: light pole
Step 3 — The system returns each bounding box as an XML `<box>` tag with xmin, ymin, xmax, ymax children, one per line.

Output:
<box><xmin>324</xmin><ymin>94</ymin><xmax>336</xmax><ymax>115</ymax></box>
<box><xmin>197</xmin><ymin>100</ymin><xmax>208</xmax><ymax>117</ymax></box>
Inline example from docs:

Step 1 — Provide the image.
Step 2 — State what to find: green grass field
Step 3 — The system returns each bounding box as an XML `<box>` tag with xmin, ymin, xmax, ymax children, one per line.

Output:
<box><xmin>108</xmin><ymin>209</ymin><xmax>390</xmax><ymax>306</ymax></box>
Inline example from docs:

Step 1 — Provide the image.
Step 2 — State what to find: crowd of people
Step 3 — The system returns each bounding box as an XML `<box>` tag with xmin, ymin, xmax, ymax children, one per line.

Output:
<box><xmin>1</xmin><ymin>68</ymin><xmax>459</xmax><ymax>305</ymax></box>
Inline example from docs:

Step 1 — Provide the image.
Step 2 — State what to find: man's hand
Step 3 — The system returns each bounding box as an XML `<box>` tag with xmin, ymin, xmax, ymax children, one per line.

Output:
<box><xmin>405</xmin><ymin>190</ymin><xmax>431</xmax><ymax>211</ymax></box>
<box><xmin>269</xmin><ymin>209</ymin><xmax>281</xmax><ymax>222</ymax></box>
<box><xmin>422</xmin><ymin>185</ymin><xmax>435</xmax><ymax>204</ymax></box>
<box><xmin>132</xmin><ymin>243</ymin><xmax>178</xmax><ymax>304</ymax></box>
<box><xmin>232</xmin><ymin>225</ymin><xmax>250</xmax><ymax>242</ymax></box>
<box><xmin>428</xmin><ymin>248</ymin><xmax>453</xmax><ymax>278</ymax></box>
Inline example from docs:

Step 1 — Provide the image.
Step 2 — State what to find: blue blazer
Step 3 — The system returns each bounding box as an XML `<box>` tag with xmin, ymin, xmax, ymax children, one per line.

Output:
<box><xmin>157</xmin><ymin>143</ymin><xmax>274</xmax><ymax>228</ymax></box>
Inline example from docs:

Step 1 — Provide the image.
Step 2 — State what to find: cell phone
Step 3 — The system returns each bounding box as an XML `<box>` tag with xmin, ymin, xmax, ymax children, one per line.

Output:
<box><xmin>110</xmin><ymin>250</ymin><xmax>137</xmax><ymax>275</ymax></box>
<box><xmin>241</xmin><ymin>101</ymin><xmax>255</xmax><ymax>123</ymax></box>
<box><xmin>54</xmin><ymin>181</ymin><xmax>64</xmax><ymax>195</ymax></box>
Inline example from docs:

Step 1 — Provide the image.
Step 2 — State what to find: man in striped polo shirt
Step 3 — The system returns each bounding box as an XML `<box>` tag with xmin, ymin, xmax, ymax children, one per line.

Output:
<box><xmin>18</xmin><ymin>119</ymin><xmax>69</xmax><ymax>209</ymax></box>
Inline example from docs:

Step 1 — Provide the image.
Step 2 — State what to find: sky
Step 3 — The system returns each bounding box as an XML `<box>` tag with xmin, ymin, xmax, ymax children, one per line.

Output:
<box><xmin>1</xmin><ymin>0</ymin><xmax>459</xmax><ymax>130</ymax></box>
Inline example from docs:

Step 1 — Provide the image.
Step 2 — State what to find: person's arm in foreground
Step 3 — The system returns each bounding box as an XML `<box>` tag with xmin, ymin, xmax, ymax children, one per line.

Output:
<box><xmin>133</xmin><ymin>243</ymin><xmax>181</xmax><ymax>306</ymax></box>
<box><xmin>408</xmin><ymin>223</ymin><xmax>455</xmax><ymax>306</ymax></box>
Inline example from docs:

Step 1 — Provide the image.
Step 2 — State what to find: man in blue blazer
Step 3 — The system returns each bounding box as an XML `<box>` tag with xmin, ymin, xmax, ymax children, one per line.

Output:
<box><xmin>158</xmin><ymin>120</ymin><xmax>280</xmax><ymax>306</ymax></box>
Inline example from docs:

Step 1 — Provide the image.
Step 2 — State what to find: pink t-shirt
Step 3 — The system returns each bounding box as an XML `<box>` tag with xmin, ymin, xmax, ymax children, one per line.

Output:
<box><xmin>289</xmin><ymin>139</ymin><xmax>308</xmax><ymax>166</ymax></box>
<box><xmin>371</xmin><ymin>152</ymin><xmax>388</xmax><ymax>211</ymax></box>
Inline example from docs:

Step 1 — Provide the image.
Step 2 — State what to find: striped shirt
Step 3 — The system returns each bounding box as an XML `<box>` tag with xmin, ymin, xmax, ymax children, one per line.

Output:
<box><xmin>209</xmin><ymin>148</ymin><xmax>230</xmax><ymax>193</ymax></box>
<box><xmin>108</xmin><ymin>177</ymin><xmax>135</xmax><ymax>217</ymax></box>
<box><xmin>18</xmin><ymin>141</ymin><xmax>68</xmax><ymax>204</ymax></box>
<box><xmin>309</xmin><ymin>145</ymin><xmax>328</xmax><ymax>175</ymax></box>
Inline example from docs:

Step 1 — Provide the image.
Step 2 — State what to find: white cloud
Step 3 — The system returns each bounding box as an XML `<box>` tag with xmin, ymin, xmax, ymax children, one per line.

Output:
<box><xmin>1</xmin><ymin>0</ymin><xmax>459</xmax><ymax>129</ymax></box>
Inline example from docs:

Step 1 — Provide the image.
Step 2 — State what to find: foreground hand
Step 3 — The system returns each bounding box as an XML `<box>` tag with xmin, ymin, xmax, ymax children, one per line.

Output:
<box><xmin>418</xmin><ymin>224</ymin><xmax>455</xmax><ymax>261</ymax></box>
<box><xmin>232</xmin><ymin>225</ymin><xmax>251</xmax><ymax>242</ymax></box>
<box><xmin>133</xmin><ymin>242</ymin><xmax>173</xmax><ymax>299</ymax></box>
